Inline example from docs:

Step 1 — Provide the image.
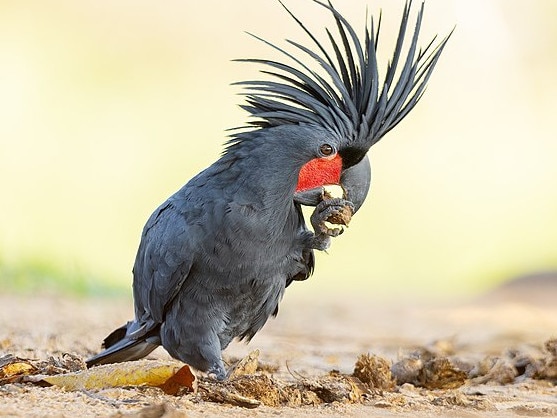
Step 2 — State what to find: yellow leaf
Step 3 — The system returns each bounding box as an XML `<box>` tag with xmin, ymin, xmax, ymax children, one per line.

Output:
<box><xmin>38</xmin><ymin>360</ymin><xmax>184</xmax><ymax>391</ymax></box>
<box><xmin>0</xmin><ymin>359</ymin><xmax>37</xmax><ymax>385</ymax></box>
<box><xmin>2</xmin><ymin>361</ymin><xmax>36</xmax><ymax>377</ymax></box>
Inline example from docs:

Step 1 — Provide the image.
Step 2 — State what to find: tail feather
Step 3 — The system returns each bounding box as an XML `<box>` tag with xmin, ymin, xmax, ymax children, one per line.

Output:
<box><xmin>86</xmin><ymin>322</ymin><xmax>161</xmax><ymax>368</ymax></box>
<box><xmin>102</xmin><ymin>323</ymin><xmax>128</xmax><ymax>349</ymax></box>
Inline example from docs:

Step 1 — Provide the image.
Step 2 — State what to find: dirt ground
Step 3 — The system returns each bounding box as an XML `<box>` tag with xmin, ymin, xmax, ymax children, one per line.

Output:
<box><xmin>0</xmin><ymin>277</ymin><xmax>556</xmax><ymax>418</ymax></box>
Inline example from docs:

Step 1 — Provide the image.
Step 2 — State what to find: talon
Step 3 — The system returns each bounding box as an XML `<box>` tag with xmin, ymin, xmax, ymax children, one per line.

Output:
<box><xmin>326</xmin><ymin>227</ymin><xmax>342</xmax><ymax>237</ymax></box>
<box><xmin>208</xmin><ymin>362</ymin><xmax>227</xmax><ymax>381</ymax></box>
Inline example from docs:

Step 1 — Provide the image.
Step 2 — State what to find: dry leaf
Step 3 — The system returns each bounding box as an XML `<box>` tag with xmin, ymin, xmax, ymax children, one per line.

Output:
<box><xmin>228</xmin><ymin>349</ymin><xmax>260</xmax><ymax>379</ymax></box>
<box><xmin>26</xmin><ymin>360</ymin><xmax>183</xmax><ymax>391</ymax></box>
<box><xmin>157</xmin><ymin>365</ymin><xmax>197</xmax><ymax>395</ymax></box>
<box><xmin>0</xmin><ymin>355</ymin><xmax>37</xmax><ymax>384</ymax></box>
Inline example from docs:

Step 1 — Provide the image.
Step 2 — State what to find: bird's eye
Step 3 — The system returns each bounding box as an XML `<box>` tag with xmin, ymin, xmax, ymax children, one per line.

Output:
<box><xmin>319</xmin><ymin>144</ymin><xmax>335</xmax><ymax>157</ymax></box>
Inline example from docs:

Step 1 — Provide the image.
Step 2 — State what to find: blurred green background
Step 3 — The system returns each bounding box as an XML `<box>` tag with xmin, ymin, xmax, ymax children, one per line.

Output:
<box><xmin>1</xmin><ymin>0</ymin><xmax>556</xmax><ymax>298</ymax></box>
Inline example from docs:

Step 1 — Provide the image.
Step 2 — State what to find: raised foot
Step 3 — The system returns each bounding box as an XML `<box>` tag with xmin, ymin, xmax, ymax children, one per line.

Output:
<box><xmin>311</xmin><ymin>198</ymin><xmax>354</xmax><ymax>236</ymax></box>
<box><xmin>309</xmin><ymin>198</ymin><xmax>354</xmax><ymax>251</ymax></box>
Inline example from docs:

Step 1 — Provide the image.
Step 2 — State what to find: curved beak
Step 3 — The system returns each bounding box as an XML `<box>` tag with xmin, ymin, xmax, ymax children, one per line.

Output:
<box><xmin>339</xmin><ymin>154</ymin><xmax>371</xmax><ymax>214</ymax></box>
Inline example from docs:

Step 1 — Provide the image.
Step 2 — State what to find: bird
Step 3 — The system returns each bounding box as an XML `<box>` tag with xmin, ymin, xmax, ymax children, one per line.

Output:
<box><xmin>86</xmin><ymin>0</ymin><xmax>451</xmax><ymax>380</ymax></box>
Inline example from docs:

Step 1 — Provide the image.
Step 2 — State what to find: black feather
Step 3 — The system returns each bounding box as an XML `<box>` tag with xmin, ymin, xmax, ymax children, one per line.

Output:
<box><xmin>232</xmin><ymin>0</ymin><xmax>451</xmax><ymax>150</ymax></box>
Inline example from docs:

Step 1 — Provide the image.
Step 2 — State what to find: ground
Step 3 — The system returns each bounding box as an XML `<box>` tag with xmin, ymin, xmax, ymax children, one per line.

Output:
<box><xmin>0</xmin><ymin>279</ymin><xmax>556</xmax><ymax>418</ymax></box>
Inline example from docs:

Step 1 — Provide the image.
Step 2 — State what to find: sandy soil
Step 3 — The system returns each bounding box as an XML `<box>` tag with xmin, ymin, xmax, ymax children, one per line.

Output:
<box><xmin>0</xmin><ymin>280</ymin><xmax>556</xmax><ymax>418</ymax></box>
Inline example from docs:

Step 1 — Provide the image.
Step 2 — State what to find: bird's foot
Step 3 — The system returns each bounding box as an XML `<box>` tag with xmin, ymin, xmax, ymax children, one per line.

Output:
<box><xmin>311</xmin><ymin>198</ymin><xmax>354</xmax><ymax>236</ymax></box>
<box><xmin>309</xmin><ymin>198</ymin><xmax>354</xmax><ymax>251</ymax></box>
<box><xmin>207</xmin><ymin>361</ymin><xmax>227</xmax><ymax>381</ymax></box>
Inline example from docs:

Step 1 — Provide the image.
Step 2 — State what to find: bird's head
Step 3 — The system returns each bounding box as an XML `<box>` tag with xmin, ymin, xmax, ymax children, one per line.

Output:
<box><xmin>229</xmin><ymin>0</ymin><xmax>451</xmax><ymax>210</ymax></box>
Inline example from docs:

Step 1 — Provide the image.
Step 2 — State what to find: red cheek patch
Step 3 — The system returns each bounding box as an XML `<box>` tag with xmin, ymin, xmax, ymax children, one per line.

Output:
<box><xmin>296</xmin><ymin>154</ymin><xmax>342</xmax><ymax>192</ymax></box>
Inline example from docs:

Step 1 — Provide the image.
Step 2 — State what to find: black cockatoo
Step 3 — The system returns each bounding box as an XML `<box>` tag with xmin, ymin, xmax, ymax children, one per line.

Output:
<box><xmin>87</xmin><ymin>0</ymin><xmax>450</xmax><ymax>379</ymax></box>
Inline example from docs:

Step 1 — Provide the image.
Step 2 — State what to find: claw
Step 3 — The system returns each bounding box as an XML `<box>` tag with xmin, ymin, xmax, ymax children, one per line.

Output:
<box><xmin>324</xmin><ymin>225</ymin><xmax>343</xmax><ymax>237</ymax></box>
<box><xmin>207</xmin><ymin>361</ymin><xmax>227</xmax><ymax>381</ymax></box>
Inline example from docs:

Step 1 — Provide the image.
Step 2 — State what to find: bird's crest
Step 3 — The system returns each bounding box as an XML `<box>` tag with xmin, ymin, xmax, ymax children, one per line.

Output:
<box><xmin>232</xmin><ymin>0</ymin><xmax>452</xmax><ymax>149</ymax></box>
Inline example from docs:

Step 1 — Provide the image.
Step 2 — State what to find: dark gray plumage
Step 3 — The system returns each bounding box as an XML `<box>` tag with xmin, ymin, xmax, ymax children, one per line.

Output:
<box><xmin>86</xmin><ymin>0</ymin><xmax>450</xmax><ymax>379</ymax></box>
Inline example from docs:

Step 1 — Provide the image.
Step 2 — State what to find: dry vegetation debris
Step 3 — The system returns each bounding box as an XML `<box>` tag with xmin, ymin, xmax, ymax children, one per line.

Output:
<box><xmin>1</xmin><ymin>338</ymin><xmax>556</xmax><ymax>412</ymax></box>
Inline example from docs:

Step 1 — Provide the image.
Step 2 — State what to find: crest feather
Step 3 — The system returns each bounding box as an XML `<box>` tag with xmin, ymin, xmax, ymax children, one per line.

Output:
<box><xmin>232</xmin><ymin>0</ymin><xmax>452</xmax><ymax>148</ymax></box>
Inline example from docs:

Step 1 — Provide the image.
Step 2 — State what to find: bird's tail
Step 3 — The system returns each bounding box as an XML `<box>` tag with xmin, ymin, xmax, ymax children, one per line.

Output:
<box><xmin>86</xmin><ymin>321</ymin><xmax>161</xmax><ymax>368</ymax></box>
